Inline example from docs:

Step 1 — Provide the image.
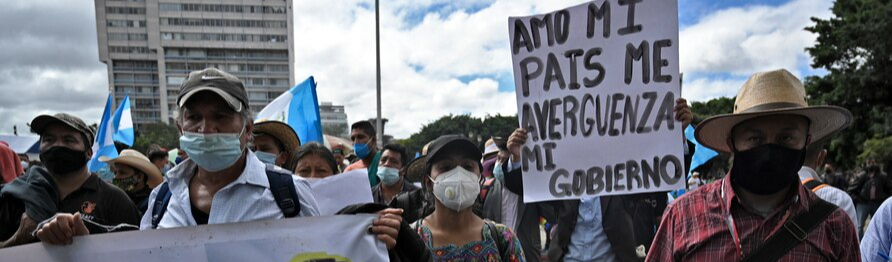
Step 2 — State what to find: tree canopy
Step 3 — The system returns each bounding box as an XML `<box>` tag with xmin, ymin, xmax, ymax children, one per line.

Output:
<box><xmin>804</xmin><ymin>0</ymin><xmax>892</xmax><ymax>168</ymax></box>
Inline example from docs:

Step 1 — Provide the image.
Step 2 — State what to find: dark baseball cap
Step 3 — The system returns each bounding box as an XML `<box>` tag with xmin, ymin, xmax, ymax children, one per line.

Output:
<box><xmin>425</xmin><ymin>135</ymin><xmax>483</xmax><ymax>167</ymax></box>
<box><xmin>177</xmin><ymin>68</ymin><xmax>249</xmax><ymax>112</ymax></box>
<box><xmin>30</xmin><ymin>113</ymin><xmax>95</xmax><ymax>147</ymax></box>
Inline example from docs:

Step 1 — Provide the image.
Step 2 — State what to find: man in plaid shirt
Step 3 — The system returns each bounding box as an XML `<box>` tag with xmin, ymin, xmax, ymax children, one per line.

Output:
<box><xmin>646</xmin><ymin>69</ymin><xmax>859</xmax><ymax>261</ymax></box>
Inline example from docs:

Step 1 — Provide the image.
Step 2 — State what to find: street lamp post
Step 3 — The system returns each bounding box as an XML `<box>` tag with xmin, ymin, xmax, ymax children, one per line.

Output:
<box><xmin>374</xmin><ymin>0</ymin><xmax>383</xmax><ymax>148</ymax></box>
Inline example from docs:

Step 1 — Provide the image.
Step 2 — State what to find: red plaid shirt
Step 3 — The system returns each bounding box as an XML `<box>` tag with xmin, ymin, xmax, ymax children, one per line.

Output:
<box><xmin>646</xmin><ymin>177</ymin><xmax>859</xmax><ymax>261</ymax></box>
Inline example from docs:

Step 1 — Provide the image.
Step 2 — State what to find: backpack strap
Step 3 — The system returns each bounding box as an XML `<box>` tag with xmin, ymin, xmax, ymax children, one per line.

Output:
<box><xmin>802</xmin><ymin>178</ymin><xmax>828</xmax><ymax>192</ymax></box>
<box><xmin>151</xmin><ymin>166</ymin><xmax>301</xmax><ymax>229</ymax></box>
<box><xmin>486</xmin><ymin>220</ymin><xmax>509</xmax><ymax>259</ymax></box>
<box><xmin>740</xmin><ymin>198</ymin><xmax>838</xmax><ymax>262</ymax></box>
<box><xmin>150</xmin><ymin>182</ymin><xmax>172</xmax><ymax>229</ymax></box>
<box><xmin>265</xmin><ymin>166</ymin><xmax>301</xmax><ymax>218</ymax></box>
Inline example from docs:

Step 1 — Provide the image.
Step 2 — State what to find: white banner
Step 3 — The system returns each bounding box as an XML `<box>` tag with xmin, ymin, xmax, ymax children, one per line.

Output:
<box><xmin>308</xmin><ymin>169</ymin><xmax>374</xmax><ymax>215</ymax></box>
<box><xmin>509</xmin><ymin>0</ymin><xmax>684</xmax><ymax>202</ymax></box>
<box><xmin>0</xmin><ymin>215</ymin><xmax>387</xmax><ymax>262</ymax></box>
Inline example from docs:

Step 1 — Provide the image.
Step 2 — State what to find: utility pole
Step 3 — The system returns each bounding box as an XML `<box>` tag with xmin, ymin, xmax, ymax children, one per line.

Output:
<box><xmin>375</xmin><ymin>0</ymin><xmax>383</xmax><ymax>148</ymax></box>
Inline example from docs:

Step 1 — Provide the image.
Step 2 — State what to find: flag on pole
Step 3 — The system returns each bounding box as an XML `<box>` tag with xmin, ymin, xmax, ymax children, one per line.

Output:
<box><xmin>684</xmin><ymin>125</ymin><xmax>719</xmax><ymax>177</ymax></box>
<box><xmin>88</xmin><ymin>95</ymin><xmax>119</xmax><ymax>173</ymax></box>
<box><xmin>112</xmin><ymin>96</ymin><xmax>134</xmax><ymax>146</ymax></box>
<box><xmin>256</xmin><ymin>76</ymin><xmax>324</xmax><ymax>144</ymax></box>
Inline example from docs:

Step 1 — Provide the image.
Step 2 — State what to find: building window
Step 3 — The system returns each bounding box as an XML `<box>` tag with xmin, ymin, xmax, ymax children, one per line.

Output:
<box><xmin>108</xmin><ymin>33</ymin><xmax>148</xmax><ymax>41</ymax></box>
<box><xmin>109</xmin><ymin>46</ymin><xmax>153</xmax><ymax>54</ymax></box>
<box><xmin>167</xmin><ymin>76</ymin><xmax>185</xmax><ymax>85</ymax></box>
<box><xmin>107</xmin><ymin>20</ymin><xmax>146</xmax><ymax>28</ymax></box>
<box><xmin>106</xmin><ymin>7</ymin><xmax>146</xmax><ymax>14</ymax></box>
<box><xmin>160</xmin><ymin>32</ymin><xmax>288</xmax><ymax>43</ymax></box>
<box><xmin>161</xmin><ymin>18</ymin><xmax>287</xmax><ymax>28</ymax></box>
<box><xmin>160</xmin><ymin>3</ymin><xmax>287</xmax><ymax>14</ymax></box>
<box><xmin>159</xmin><ymin>3</ymin><xmax>181</xmax><ymax>11</ymax></box>
<box><xmin>268</xmin><ymin>65</ymin><xmax>289</xmax><ymax>72</ymax></box>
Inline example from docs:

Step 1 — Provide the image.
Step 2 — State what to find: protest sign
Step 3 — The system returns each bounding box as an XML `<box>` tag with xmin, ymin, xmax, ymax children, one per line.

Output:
<box><xmin>0</xmin><ymin>215</ymin><xmax>387</xmax><ymax>262</ymax></box>
<box><xmin>509</xmin><ymin>0</ymin><xmax>683</xmax><ymax>202</ymax></box>
<box><xmin>308</xmin><ymin>169</ymin><xmax>374</xmax><ymax>215</ymax></box>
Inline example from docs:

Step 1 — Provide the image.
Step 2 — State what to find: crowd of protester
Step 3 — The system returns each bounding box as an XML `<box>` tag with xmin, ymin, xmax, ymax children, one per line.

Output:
<box><xmin>1</xmin><ymin>67</ymin><xmax>891</xmax><ymax>262</ymax></box>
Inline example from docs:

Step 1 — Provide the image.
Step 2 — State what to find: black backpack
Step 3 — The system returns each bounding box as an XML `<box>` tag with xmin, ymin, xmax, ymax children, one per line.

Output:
<box><xmin>151</xmin><ymin>165</ymin><xmax>301</xmax><ymax>229</ymax></box>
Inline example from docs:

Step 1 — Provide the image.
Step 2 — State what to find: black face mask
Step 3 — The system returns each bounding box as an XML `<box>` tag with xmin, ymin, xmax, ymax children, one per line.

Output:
<box><xmin>731</xmin><ymin>143</ymin><xmax>806</xmax><ymax>195</ymax></box>
<box><xmin>40</xmin><ymin>146</ymin><xmax>89</xmax><ymax>175</ymax></box>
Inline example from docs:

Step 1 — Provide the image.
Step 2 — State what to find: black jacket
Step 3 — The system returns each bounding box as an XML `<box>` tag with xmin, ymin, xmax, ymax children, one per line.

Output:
<box><xmin>848</xmin><ymin>172</ymin><xmax>892</xmax><ymax>203</ymax></box>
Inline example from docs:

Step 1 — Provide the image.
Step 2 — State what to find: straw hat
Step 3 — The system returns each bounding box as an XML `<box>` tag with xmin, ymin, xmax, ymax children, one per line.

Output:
<box><xmin>253</xmin><ymin>121</ymin><xmax>301</xmax><ymax>150</ymax></box>
<box><xmin>405</xmin><ymin>142</ymin><xmax>433</xmax><ymax>183</ymax></box>
<box><xmin>99</xmin><ymin>149</ymin><xmax>164</xmax><ymax>188</ymax></box>
<box><xmin>253</xmin><ymin>120</ymin><xmax>301</xmax><ymax>169</ymax></box>
<box><xmin>695</xmin><ymin>69</ymin><xmax>853</xmax><ymax>154</ymax></box>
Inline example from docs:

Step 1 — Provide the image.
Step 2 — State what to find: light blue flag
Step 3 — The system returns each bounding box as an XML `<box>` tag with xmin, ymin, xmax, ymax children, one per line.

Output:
<box><xmin>256</xmin><ymin>76</ymin><xmax>324</xmax><ymax>144</ymax></box>
<box><xmin>88</xmin><ymin>95</ymin><xmax>119</xmax><ymax>173</ymax></box>
<box><xmin>684</xmin><ymin>125</ymin><xmax>719</xmax><ymax>178</ymax></box>
<box><xmin>112</xmin><ymin>96</ymin><xmax>134</xmax><ymax>146</ymax></box>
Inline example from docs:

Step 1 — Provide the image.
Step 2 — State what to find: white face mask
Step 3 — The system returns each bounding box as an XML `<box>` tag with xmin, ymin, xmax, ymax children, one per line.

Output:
<box><xmin>431</xmin><ymin>166</ymin><xmax>480</xmax><ymax>212</ymax></box>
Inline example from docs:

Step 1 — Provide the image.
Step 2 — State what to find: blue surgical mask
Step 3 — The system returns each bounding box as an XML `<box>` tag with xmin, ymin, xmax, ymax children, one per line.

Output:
<box><xmin>377</xmin><ymin>167</ymin><xmax>401</xmax><ymax>186</ymax></box>
<box><xmin>354</xmin><ymin>142</ymin><xmax>371</xmax><ymax>159</ymax></box>
<box><xmin>179</xmin><ymin>128</ymin><xmax>245</xmax><ymax>172</ymax></box>
<box><xmin>255</xmin><ymin>151</ymin><xmax>279</xmax><ymax>166</ymax></box>
<box><xmin>493</xmin><ymin>161</ymin><xmax>505</xmax><ymax>184</ymax></box>
<box><xmin>161</xmin><ymin>164</ymin><xmax>171</xmax><ymax>174</ymax></box>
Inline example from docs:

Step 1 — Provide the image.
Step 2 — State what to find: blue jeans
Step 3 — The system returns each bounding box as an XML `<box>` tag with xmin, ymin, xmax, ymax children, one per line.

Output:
<box><xmin>857</xmin><ymin>201</ymin><xmax>882</xmax><ymax>238</ymax></box>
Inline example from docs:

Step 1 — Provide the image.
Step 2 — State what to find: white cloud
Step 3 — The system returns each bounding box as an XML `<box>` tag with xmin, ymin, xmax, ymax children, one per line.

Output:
<box><xmin>293</xmin><ymin>0</ymin><xmax>589</xmax><ymax>138</ymax></box>
<box><xmin>678</xmin><ymin>0</ymin><xmax>833</xmax><ymax>102</ymax></box>
<box><xmin>0</xmin><ymin>0</ymin><xmax>839</xmax><ymax>140</ymax></box>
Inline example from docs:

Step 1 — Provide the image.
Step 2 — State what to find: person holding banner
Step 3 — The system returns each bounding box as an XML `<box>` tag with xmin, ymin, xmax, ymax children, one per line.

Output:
<box><xmin>503</xmin><ymin>98</ymin><xmax>692</xmax><ymax>262</ymax></box>
<box><xmin>139</xmin><ymin>68</ymin><xmax>321</xmax><ymax>228</ymax></box>
<box><xmin>0</xmin><ymin>113</ymin><xmax>140</xmax><ymax>247</ymax></box>
<box><xmin>647</xmin><ymin>69</ymin><xmax>859</xmax><ymax>261</ymax></box>
<box><xmin>252</xmin><ymin>120</ymin><xmax>301</xmax><ymax>170</ymax></box>
<box><xmin>415</xmin><ymin>135</ymin><xmax>526</xmax><ymax>262</ymax></box>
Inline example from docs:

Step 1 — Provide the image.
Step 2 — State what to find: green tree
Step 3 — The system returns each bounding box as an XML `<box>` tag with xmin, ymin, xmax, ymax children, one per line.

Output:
<box><xmin>858</xmin><ymin>136</ymin><xmax>892</xmax><ymax>165</ymax></box>
<box><xmin>400</xmin><ymin>114</ymin><xmax>518</xmax><ymax>155</ymax></box>
<box><xmin>805</xmin><ymin>0</ymin><xmax>892</xmax><ymax>168</ymax></box>
<box><xmin>690</xmin><ymin>97</ymin><xmax>735</xmax><ymax>125</ymax></box>
<box><xmin>132</xmin><ymin>123</ymin><xmax>180</xmax><ymax>154</ymax></box>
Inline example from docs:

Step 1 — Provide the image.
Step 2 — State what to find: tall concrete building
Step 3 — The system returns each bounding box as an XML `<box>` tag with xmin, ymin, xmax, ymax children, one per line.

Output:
<box><xmin>94</xmin><ymin>0</ymin><xmax>294</xmax><ymax>128</ymax></box>
<box><xmin>319</xmin><ymin>102</ymin><xmax>349</xmax><ymax>139</ymax></box>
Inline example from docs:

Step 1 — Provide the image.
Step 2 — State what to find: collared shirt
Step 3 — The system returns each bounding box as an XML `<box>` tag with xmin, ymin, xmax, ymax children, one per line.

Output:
<box><xmin>861</xmin><ymin>197</ymin><xmax>892</xmax><ymax>262</ymax></box>
<box><xmin>507</xmin><ymin>160</ymin><xmax>618</xmax><ymax>261</ymax></box>
<box><xmin>566</xmin><ymin>196</ymin><xmax>619</xmax><ymax>262</ymax></box>
<box><xmin>372</xmin><ymin>178</ymin><xmax>419</xmax><ymax>204</ymax></box>
<box><xmin>798</xmin><ymin>167</ymin><xmax>858</xmax><ymax>228</ymax></box>
<box><xmin>500</xmin><ymin>182</ymin><xmax>520</xmax><ymax>230</ymax></box>
<box><xmin>140</xmin><ymin>151</ymin><xmax>320</xmax><ymax>229</ymax></box>
<box><xmin>646</xmin><ymin>176</ymin><xmax>860</xmax><ymax>261</ymax></box>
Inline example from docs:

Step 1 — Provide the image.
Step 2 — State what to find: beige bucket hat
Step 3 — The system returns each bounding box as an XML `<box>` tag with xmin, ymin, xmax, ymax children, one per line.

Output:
<box><xmin>694</xmin><ymin>69</ymin><xmax>853</xmax><ymax>153</ymax></box>
<box><xmin>100</xmin><ymin>149</ymin><xmax>164</xmax><ymax>188</ymax></box>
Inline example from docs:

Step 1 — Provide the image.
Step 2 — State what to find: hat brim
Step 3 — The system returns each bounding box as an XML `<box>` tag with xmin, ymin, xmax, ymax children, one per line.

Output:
<box><xmin>178</xmin><ymin>87</ymin><xmax>243</xmax><ymax>112</ymax></box>
<box><xmin>695</xmin><ymin>105</ymin><xmax>853</xmax><ymax>154</ymax></box>
<box><xmin>100</xmin><ymin>155</ymin><xmax>164</xmax><ymax>188</ymax></box>
<box><xmin>30</xmin><ymin>115</ymin><xmax>93</xmax><ymax>147</ymax></box>
<box><xmin>406</xmin><ymin>155</ymin><xmax>428</xmax><ymax>183</ymax></box>
<box><xmin>254</xmin><ymin>121</ymin><xmax>301</xmax><ymax>170</ymax></box>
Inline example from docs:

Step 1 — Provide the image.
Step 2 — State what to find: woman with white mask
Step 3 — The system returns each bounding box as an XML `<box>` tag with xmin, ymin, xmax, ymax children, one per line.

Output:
<box><xmin>414</xmin><ymin>135</ymin><xmax>526</xmax><ymax>262</ymax></box>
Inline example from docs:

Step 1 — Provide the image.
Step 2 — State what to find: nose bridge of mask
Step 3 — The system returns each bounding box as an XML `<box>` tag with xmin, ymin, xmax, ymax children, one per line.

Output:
<box><xmin>431</xmin><ymin>166</ymin><xmax>477</xmax><ymax>183</ymax></box>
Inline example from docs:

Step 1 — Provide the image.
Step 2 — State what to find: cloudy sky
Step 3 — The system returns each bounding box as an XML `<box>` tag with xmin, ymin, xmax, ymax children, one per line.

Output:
<box><xmin>0</xmin><ymin>0</ymin><xmax>832</xmax><ymax>138</ymax></box>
